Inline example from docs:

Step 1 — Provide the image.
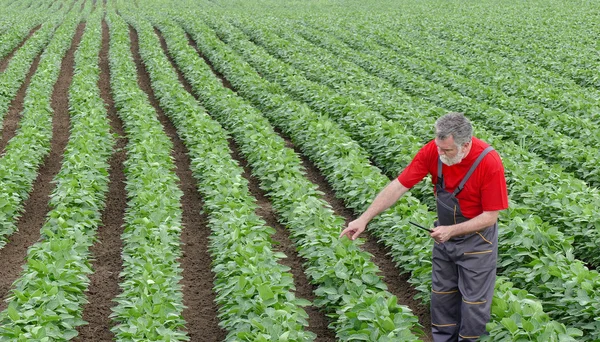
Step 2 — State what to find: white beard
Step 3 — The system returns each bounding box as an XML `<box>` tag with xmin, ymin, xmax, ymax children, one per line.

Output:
<box><xmin>440</xmin><ymin>148</ymin><xmax>466</xmax><ymax>166</ymax></box>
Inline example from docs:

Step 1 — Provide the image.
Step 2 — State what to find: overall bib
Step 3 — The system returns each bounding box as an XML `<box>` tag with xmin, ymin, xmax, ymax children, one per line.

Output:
<box><xmin>431</xmin><ymin>146</ymin><xmax>498</xmax><ymax>342</ymax></box>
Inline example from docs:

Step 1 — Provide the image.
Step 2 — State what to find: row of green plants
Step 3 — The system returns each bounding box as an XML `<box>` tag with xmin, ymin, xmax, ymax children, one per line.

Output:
<box><xmin>119</xmin><ymin>9</ymin><xmax>316</xmax><ymax>341</ymax></box>
<box><xmin>231</xmin><ymin>15</ymin><xmax>600</xmax><ymax>271</ymax></box>
<box><xmin>167</xmin><ymin>8</ymin><xmax>583</xmax><ymax>341</ymax></box>
<box><xmin>0</xmin><ymin>7</ymin><xmax>79</xmax><ymax>249</ymax></box>
<box><xmin>0</xmin><ymin>0</ymin><xmax>36</xmax><ymax>15</ymax></box>
<box><xmin>196</xmin><ymin>14</ymin><xmax>599</xmax><ymax>337</ymax></box>
<box><xmin>152</xmin><ymin>9</ymin><xmax>428</xmax><ymax>341</ymax></box>
<box><xmin>105</xmin><ymin>8</ymin><xmax>188</xmax><ymax>340</ymax></box>
<box><xmin>0</xmin><ymin>7</ymin><xmax>114</xmax><ymax>341</ymax></box>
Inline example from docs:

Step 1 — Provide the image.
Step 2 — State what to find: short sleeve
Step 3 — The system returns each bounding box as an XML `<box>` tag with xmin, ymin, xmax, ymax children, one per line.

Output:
<box><xmin>479</xmin><ymin>154</ymin><xmax>509</xmax><ymax>212</ymax></box>
<box><xmin>398</xmin><ymin>142</ymin><xmax>436</xmax><ymax>189</ymax></box>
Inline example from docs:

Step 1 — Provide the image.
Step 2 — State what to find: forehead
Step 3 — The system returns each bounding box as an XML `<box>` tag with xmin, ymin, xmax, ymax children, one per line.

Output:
<box><xmin>435</xmin><ymin>136</ymin><xmax>456</xmax><ymax>149</ymax></box>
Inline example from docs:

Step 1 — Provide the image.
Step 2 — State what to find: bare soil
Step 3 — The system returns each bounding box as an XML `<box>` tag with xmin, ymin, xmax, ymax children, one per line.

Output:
<box><xmin>74</xmin><ymin>19</ymin><xmax>125</xmax><ymax>342</ymax></box>
<box><xmin>128</xmin><ymin>25</ymin><xmax>226</xmax><ymax>341</ymax></box>
<box><xmin>0</xmin><ymin>22</ymin><xmax>84</xmax><ymax>312</ymax></box>
<box><xmin>0</xmin><ymin>53</ymin><xmax>42</xmax><ymax>153</ymax></box>
<box><xmin>0</xmin><ymin>25</ymin><xmax>41</xmax><ymax>73</ymax></box>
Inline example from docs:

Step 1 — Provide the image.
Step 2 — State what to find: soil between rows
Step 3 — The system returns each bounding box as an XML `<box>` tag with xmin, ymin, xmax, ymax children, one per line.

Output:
<box><xmin>128</xmin><ymin>25</ymin><xmax>226</xmax><ymax>341</ymax></box>
<box><xmin>74</xmin><ymin>19</ymin><xmax>125</xmax><ymax>342</ymax></box>
<box><xmin>155</xmin><ymin>26</ymin><xmax>336</xmax><ymax>340</ymax></box>
<box><xmin>0</xmin><ymin>53</ymin><xmax>42</xmax><ymax>153</ymax></box>
<box><xmin>0</xmin><ymin>22</ymin><xmax>85</xmax><ymax>313</ymax></box>
<box><xmin>0</xmin><ymin>25</ymin><xmax>41</xmax><ymax>73</ymax></box>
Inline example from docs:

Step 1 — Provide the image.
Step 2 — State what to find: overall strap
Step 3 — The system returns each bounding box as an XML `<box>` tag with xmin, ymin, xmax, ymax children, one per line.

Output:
<box><xmin>453</xmin><ymin>146</ymin><xmax>494</xmax><ymax>196</ymax></box>
<box><xmin>437</xmin><ymin>157</ymin><xmax>444</xmax><ymax>188</ymax></box>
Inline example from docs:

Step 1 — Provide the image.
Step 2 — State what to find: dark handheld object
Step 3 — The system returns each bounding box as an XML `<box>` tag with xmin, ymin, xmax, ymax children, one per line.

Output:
<box><xmin>409</xmin><ymin>221</ymin><xmax>433</xmax><ymax>233</ymax></box>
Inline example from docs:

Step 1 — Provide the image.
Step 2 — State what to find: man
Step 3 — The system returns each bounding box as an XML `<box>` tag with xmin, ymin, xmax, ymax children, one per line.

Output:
<box><xmin>340</xmin><ymin>113</ymin><xmax>508</xmax><ymax>341</ymax></box>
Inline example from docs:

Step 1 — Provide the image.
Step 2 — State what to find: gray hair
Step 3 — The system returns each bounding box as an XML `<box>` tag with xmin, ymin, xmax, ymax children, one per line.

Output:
<box><xmin>435</xmin><ymin>112</ymin><xmax>473</xmax><ymax>146</ymax></box>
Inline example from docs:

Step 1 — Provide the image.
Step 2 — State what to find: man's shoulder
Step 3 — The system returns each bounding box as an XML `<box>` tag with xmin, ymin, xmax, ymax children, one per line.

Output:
<box><xmin>472</xmin><ymin>137</ymin><xmax>504</xmax><ymax>168</ymax></box>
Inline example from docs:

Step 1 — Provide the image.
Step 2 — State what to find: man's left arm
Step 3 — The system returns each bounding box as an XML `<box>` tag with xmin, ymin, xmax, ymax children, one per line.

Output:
<box><xmin>430</xmin><ymin>211</ymin><xmax>499</xmax><ymax>243</ymax></box>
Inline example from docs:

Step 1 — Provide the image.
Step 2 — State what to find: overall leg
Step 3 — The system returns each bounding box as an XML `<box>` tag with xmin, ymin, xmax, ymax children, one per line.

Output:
<box><xmin>457</xmin><ymin>264</ymin><xmax>496</xmax><ymax>341</ymax></box>
<box><xmin>431</xmin><ymin>244</ymin><xmax>461</xmax><ymax>342</ymax></box>
<box><xmin>456</xmin><ymin>225</ymin><xmax>498</xmax><ymax>341</ymax></box>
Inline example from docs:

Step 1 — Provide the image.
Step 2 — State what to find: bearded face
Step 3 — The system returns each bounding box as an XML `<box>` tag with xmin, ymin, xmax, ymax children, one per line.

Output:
<box><xmin>440</xmin><ymin>145</ymin><xmax>467</xmax><ymax>166</ymax></box>
<box><xmin>435</xmin><ymin>136</ymin><xmax>470</xmax><ymax>166</ymax></box>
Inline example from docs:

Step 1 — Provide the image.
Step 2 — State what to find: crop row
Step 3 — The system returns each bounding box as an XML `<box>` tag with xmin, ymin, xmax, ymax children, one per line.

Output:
<box><xmin>195</xmin><ymin>13</ymin><xmax>599</xmax><ymax>338</ymax></box>
<box><xmin>167</xmin><ymin>7</ymin><xmax>584</xmax><ymax>341</ymax></box>
<box><xmin>105</xmin><ymin>7</ymin><xmax>191</xmax><ymax>340</ymax></box>
<box><xmin>0</xmin><ymin>11</ymin><xmax>45</xmax><ymax>61</ymax></box>
<box><xmin>149</xmin><ymin>8</ymin><xmax>429</xmax><ymax>341</ymax></box>
<box><xmin>231</xmin><ymin>15</ymin><xmax>600</xmax><ymax>270</ymax></box>
<box><xmin>119</xmin><ymin>9</ymin><xmax>316</xmax><ymax>341</ymax></box>
<box><xmin>0</xmin><ymin>7</ymin><xmax>115</xmax><ymax>341</ymax></box>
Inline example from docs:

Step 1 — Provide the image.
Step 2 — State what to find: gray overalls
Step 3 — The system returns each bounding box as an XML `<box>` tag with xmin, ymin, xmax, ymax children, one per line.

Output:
<box><xmin>431</xmin><ymin>146</ymin><xmax>497</xmax><ymax>342</ymax></box>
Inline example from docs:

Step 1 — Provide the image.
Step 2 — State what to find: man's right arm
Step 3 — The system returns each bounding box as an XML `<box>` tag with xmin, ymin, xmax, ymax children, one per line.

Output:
<box><xmin>339</xmin><ymin>179</ymin><xmax>409</xmax><ymax>240</ymax></box>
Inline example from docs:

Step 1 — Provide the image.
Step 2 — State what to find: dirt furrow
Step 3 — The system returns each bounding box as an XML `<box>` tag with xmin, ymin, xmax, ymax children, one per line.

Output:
<box><xmin>0</xmin><ymin>22</ymin><xmax>84</xmax><ymax>313</ymax></box>
<box><xmin>129</xmin><ymin>26</ymin><xmax>226</xmax><ymax>341</ymax></box>
<box><xmin>176</xmin><ymin>29</ymin><xmax>336</xmax><ymax>341</ymax></box>
<box><xmin>0</xmin><ymin>25</ymin><xmax>41</xmax><ymax>73</ymax></box>
<box><xmin>184</xmin><ymin>26</ymin><xmax>434</xmax><ymax>341</ymax></box>
<box><xmin>74</xmin><ymin>19</ymin><xmax>125</xmax><ymax>342</ymax></box>
<box><xmin>155</xmin><ymin>25</ymin><xmax>338</xmax><ymax>340</ymax></box>
<box><xmin>0</xmin><ymin>53</ymin><xmax>42</xmax><ymax>153</ymax></box>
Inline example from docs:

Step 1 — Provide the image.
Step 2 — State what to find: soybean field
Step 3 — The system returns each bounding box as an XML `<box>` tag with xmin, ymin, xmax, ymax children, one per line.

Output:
<box><xmin>0</xmin><ymin>0</ymin><xmax>598</xmax><ymax>341</ymax></box>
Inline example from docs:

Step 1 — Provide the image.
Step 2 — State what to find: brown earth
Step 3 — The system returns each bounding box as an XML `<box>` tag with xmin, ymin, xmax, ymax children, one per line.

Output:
<box><xmin>0</xmin><ymin>25</ymin><xmax>41</xmax><ymax>73</ymax></box>
<box><xmin>155</xmin><ymin>25</ymin><xmax>337</xmax><ymax>340</ymax></box>
<box><xmin>0</xmin><ymin>53</ymin><xmax>42</xmax><ymax>153</ymax></box>
<box><xmin>74</xmin><ymin>19</ymin><xmax>125</xmax><ymax>342</ymax></box>
<box><xmin>0</xmin><ymin>22</ymin><xmax>84</xmax><ymax>312</ymax></box>
<box><xmin>128</xmin><ymin>25</ymin><xmax>226</xmax><ymax>341</ymax></box>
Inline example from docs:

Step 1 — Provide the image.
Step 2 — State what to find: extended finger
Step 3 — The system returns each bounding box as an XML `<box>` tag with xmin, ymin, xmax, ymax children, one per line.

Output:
<box><xmin>339</xmin><ymin>229</ymin><xmax>352</xmax><ymax>239</ymax></box>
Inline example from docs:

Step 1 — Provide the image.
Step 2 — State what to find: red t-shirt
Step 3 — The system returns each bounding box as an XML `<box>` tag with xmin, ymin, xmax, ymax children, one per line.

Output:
<box><xmin>398</xmin><ymin>137</ymin><xmax>509</xmax><ymax>219</ymax></box>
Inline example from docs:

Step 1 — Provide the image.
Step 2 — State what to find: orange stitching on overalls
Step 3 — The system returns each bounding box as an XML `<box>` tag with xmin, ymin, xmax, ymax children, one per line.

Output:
<box><xmin>432</xmin><ymin>323</ymin><xmax>458</xmax><ymax>327</ymax></box>
<box><xmin>453</xmin><ymin>205</ymin><xmax>457</xmax><ymax>224</ymax></box>
<box><xmin>463</xmin><ymin>250</ymin><xmax>492</xmax><ymax>255</ymax></box>
<box><xmin>463</xmin><ymin>299</ymin><xmax>487</xmax><ymax>305</ymax></box>
<box><xmin>477</xmin><ymin>232</ymin><xmax>493</xmax><ymax>244</ymax></box>
<box><xmin>432</xmin><ymin>289</ymin><xmax>459</xmax><ymax>294</ymax></box>
<box><xmin>460</xmin><ymin>334</ymin><xmax>481</xmax><ymax>339</ymax></box>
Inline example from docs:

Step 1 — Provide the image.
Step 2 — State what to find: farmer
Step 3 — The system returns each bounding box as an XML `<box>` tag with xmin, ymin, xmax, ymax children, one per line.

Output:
<box><xmin>340</xmin><ymin>112</ymin><xmax>508</xmax><ymax>341</ymax></box>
